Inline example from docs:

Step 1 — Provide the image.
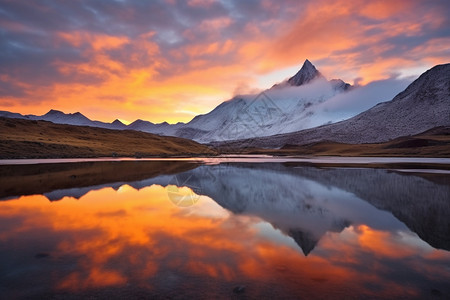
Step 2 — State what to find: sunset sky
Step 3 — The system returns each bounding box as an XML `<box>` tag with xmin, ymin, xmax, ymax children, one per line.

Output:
<box><xmin>0</xmin><ymin>0</ymin><xmax>449</xmax><ymax>124</ymax></box>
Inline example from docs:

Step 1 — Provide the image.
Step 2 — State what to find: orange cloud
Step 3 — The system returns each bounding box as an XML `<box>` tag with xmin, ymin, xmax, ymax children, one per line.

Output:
<box><xmin>58</xmin><ymin>31</ymin><xmax>130</xmax><ymax>51</ymax></box>
<box><xmin>360</xmin><ymin>0</ymin><xmax>411</xmax><ymax>19</ymax></box>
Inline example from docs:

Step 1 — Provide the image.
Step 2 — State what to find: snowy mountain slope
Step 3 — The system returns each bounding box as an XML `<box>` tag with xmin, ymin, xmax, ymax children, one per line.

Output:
<box><xmin>175</xmin><ymin>60</ymin><xmax>357</xmax><ymax>142</ymax></box>
<box><xmin>221</xmin><ymin>63</ymin><xmax>450</xmax><ymax>148</ymax></box>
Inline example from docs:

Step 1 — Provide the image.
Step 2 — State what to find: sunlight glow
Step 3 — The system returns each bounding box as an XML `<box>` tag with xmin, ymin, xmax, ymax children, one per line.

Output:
<box><xmin>0</xmin><ymin>1</ymin><xmax>447</xmax><ymax>123</ymax></box>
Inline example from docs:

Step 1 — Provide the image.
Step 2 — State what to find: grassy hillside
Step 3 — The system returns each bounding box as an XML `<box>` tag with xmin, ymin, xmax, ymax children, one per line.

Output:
<box><xmin>0</xmin><ymin>117</ymin><xmax>216</xmax><ymax>158</ymax></box>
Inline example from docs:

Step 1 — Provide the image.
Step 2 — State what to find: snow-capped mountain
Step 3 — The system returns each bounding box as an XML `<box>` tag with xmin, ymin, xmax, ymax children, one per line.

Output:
<box><xmin>173</xmin><ymin>60</ymin><xmax>355</xmax><ymax>142</ymax></box>
<box><xmin>271</xmin><ymin>59</ymin><xmax>324</xmax><ymax>89</ymax></box>
<box><xmin>225</xmin><ymin>63</ymin><xmax>450</xmax><ymax>148</ymax></box>
<box><xmin>288</xmin><ymin>59</ymin><xmax>322</xmax><ymax>86</ymax></box>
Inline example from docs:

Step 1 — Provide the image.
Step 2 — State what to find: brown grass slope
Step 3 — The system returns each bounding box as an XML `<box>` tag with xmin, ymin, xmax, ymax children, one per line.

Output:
<box><xmin>218</xmin><ymin>126</ymin><xmax>450</xmax><ymax>157</ymax></box>
<box><xmin>0</xmin><ymin>117</ymin><xmax>217</xmax><ymax>159</ymax></box>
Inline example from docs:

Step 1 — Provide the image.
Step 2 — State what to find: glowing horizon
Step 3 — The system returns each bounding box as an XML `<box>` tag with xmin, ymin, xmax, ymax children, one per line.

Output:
<box><xmin>0</xmin><ymin>0</ymin><xmax>449</xmax><ymax>124</ymax></box>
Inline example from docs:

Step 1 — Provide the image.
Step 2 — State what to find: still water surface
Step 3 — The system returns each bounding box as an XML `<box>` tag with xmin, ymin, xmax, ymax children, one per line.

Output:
<box><xmin>0</xmin><ymin>159</ymin><xmax>449</xmax><ymax>299</ymax></box>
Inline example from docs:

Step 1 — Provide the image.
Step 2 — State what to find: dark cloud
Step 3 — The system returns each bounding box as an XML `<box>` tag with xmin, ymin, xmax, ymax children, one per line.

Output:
<box><xmin>0</xmin><ymin>80</ymin><xmax>29</xmax><ymax>99</ymax></box>
<box><xmin>0</xmin><ymin>0</ymin><xmax>241</xmax><ymax>88</ymax></box>
<box><xmin>0</xmin><ymin>38</ymin><xmax>99</xmax><ymax>83</ymax></box>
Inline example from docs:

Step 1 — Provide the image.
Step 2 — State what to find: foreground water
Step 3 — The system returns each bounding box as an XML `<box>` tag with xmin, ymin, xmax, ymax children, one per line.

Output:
<box><xmin>0</xmin><ymin>159</ymin><xmax>449</xmax><ymax>299</ymax></box>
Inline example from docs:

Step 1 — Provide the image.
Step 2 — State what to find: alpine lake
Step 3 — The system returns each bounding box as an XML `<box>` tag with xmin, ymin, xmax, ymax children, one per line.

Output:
<box><xmin>1</xmin><ymin>156</ymin><xmax>449</xmax><ymax>299</ymax></box>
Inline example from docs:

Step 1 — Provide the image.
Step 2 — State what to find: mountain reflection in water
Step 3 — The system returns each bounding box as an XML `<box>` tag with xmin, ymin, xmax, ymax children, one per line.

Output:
<box><xmin>0</xmin><ymin>161</ymin><xmax>449</xmax><ymax>299</ymax></box>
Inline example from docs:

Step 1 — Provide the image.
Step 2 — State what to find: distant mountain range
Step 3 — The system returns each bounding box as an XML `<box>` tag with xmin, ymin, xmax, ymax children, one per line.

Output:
<box><xmin>0</xmin><ymin>108</ymin><xmax>185</xmax><ymax>133</ymax></box>
<box><xmin>1</xmin><ymin>61</ymin><xmax>449</xmax><ymax>147</ymax></box>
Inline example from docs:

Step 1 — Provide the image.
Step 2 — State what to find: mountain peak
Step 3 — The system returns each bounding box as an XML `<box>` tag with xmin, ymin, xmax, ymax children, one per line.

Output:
<box><xmin>303</xmin><ymin>58</ymin><xmax>313</xmax><ymax>68</ymax></box>
<box><xmin>112</xmin><ymin>119</ymin><xmax>125</xmax><ymax>125</ymax></box>
<box><xmin>130</xmin><ymin>119</ymin><xmax>155</xmax><ymax>126</ymax></box>
<box><xmin>45</xmin><ymin>109</ymin><xmax>64</xmax><ymax>116</ymax></box>
<box><xmin>287</xmin><ymin>59</ymin><xmax>323</xmax><ymax>86</ymax></box>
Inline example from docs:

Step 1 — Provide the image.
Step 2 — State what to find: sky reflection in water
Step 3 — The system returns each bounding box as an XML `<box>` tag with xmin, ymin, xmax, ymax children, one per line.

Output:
<box><xmin>0</xmin><ymin>162</ymin><xmax>449</xmax><ymax>299</ymax></box>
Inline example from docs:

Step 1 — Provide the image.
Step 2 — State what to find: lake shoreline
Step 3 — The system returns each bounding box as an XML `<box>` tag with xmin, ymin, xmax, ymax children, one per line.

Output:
<box><xmin>1</xmin><ymin>155</ymin><xmax>450</xmax><ymax>171</ymax></box>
